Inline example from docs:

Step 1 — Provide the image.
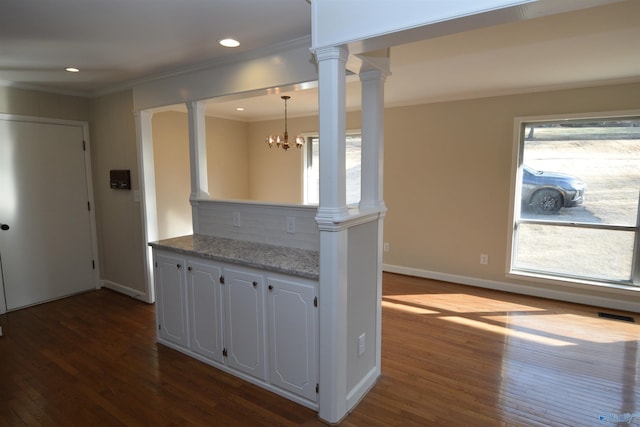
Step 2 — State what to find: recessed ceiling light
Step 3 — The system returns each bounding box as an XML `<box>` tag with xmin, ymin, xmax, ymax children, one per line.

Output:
<box><xmin>236</xmin><ymin>107</ymin><xmax>245</xmax><ymax>111</ymax></box>
<box><xmin>219</xmin><ymin>38</ymin><xmax>240</xmax><ymax>48</ymax></box>
<box><xmin>65</xmin><ymin>67</ymin><xmax>80</xmax><ymax>73</ymax></box>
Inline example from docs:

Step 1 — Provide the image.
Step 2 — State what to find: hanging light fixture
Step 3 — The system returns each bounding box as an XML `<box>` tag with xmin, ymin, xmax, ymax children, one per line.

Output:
<box><xmin>266</xmin><ymin>95</ymin><xmax>305</xmax><ymax>150</ymax></box>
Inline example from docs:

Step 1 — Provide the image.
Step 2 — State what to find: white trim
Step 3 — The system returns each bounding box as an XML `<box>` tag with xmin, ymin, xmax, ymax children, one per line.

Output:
<box><xmin>127</xmin><ymin>36</ymin><xmax>313</xmax><ymax>101</ymax></box>
<box><xmin>0</xmin><ymin>113</ymin><xmax>88</xmax><ymax>127</ymax></box>
<box><xmin>346</xmin><ymin>366</ymin><xmax>379</xmax><ymax>414</ymax></box>
<box><xmin>513</xmin><ymin>109</ymin><xmax>640</xmax><ymax>124</ymax></box>
<box><xmin>316</xmin><ymin>210</ymin><xmax>381</xmax><ymax>232</ymax></box>
<box><xmin>507</xmin><ymin>109</ymin><xmax>640</xmax><ymax>291</ymax></box>
<box><xmin>134</xmin><ymin>110</ymin><xmax>158</xmax><ymax>304</ymax></box>
<box><xmin>197</xmin><ymin>198</ymin><xmax>319</xmax><ymax>212</ymax></box>
<box><xmin>0</xmin><ymin>79</ymin><xmax>91</xmax><ymax>98</ymax></box>
<box><xmin>383</xmin><ymin>264</ymin><xmax>640</xmax><ymax>314</ymax></box>
<box><xmin>0</xmin><ymin>259</ymin><xmax>5</xmax><ymax>315</ymax></box>
<box><xmin>101</xmin><ymin>280</ymin><xmax>149</xmax><ymax>303</ymax></box>
<box><xmin>133</xmin><ymin>38</ymin><xmax>317</xmax><ymax>112</ymax></box>
<box><xmin>80</xmin><ymin>121</ymin><xmax>101</xmax><ymax>291</ymax></box>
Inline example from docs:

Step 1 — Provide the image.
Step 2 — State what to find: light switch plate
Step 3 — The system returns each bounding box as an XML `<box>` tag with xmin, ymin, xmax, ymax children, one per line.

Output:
<box><xmin>358</xmin><ymin>333</ymin><xmax>365</xmax><ymax>356</ymax></box>
<box><xmin>286</xmin><ymin>216</ymin><xmax>295</xmax><ymax>234</ymax></box>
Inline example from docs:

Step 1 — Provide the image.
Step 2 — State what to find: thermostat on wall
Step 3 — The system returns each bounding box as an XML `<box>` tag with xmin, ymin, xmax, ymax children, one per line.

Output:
<box><xmin>110</xmin><ymin>169</ymin><xmax>131</xmax><ymax>190</ymax></box>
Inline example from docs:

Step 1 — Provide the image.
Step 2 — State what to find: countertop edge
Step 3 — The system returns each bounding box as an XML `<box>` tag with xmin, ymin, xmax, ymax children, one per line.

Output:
<box><xmin>149</xmin><ymin>236</ymin><xmax>319</xmax><ymax>281</ymax></box>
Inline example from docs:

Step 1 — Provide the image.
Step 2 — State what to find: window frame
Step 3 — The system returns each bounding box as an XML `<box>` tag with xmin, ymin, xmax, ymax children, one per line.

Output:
<box><xmin>507</xmin><ymin>110</ymin><xmax>640</xmax><ymax>290</ymax></box>
<box><xmin>303</xmin><ymin>130</ymin><xmax>362</xmax><ymax>206</ymax></box>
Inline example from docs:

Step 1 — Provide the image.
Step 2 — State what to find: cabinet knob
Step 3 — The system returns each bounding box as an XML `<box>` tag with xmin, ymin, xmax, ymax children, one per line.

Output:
<box><xmin>268</xmin><ymin>284</ymin><xmax>273</xmax><ymax>291</ymax></box>
<box><xmin>252</xmin><ymin>281</ymin><xmax>257</xmax><ymax>288</ymax></box>
<box><xmin>177</xmin><ymin>263</ymin><xmax>182</xmax><ymax>269</ymax></box>
<box><xmin>187</xmin><ymin>266</ymin><xmax>192</xmax><ymax>271</ymax></box>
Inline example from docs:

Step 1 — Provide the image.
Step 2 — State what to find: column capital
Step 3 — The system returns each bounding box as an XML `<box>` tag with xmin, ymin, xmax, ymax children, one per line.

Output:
<box><xmin>313</xmin><ymin>45</ymin><xmax>349</xmax><ymax>63</ymax></box>
<box><xmin>133</xmin><ymin>109</ymin><xmax>153</xmax><ymax>120</ymax></box>
<box><xmin>359</xmin><ymin>68</ymin><xmax>390</xmax><ymax>83</ymax></box>
<box><xmin>186</xmin><ymin>100</ymin><xmax>206</xmax><ymax>113</ymax></box>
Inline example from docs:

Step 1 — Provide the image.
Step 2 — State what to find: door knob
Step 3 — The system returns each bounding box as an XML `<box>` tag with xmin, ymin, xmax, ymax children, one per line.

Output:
<box><xmin>0</xmin><ymin>224</ymin><xmax>9</xmax><ymax>231</ymax></box>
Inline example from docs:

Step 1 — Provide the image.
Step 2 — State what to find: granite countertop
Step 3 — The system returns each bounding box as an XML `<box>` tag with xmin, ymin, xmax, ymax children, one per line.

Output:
<box><xmin>149</xmin><ymin>234</ymin><xmax>319</xmax><ymax>280</ymax></box>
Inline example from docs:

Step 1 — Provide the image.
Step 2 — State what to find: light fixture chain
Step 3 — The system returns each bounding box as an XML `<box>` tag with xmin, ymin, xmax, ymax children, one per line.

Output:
<box><xmin>265</xmin><ymin>94</ymin><xmax>303</xmax><ymax>151</ymax></box>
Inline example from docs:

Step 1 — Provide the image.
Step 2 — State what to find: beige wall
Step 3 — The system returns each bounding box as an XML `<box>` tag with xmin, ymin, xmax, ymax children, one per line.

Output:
<box><xmin>247</xmin><ymin>117</ymin><xmax>309</xmax><ymax>204</ymax></box>
<box><xmin>151</xmin><ymin>112</ymin><xmax>250</xmax><ymax>239</ymax></box>
<box><xmin>383</xmin><ymin>81</ymin><xmax>640</xmax><ymax>299</ymax></box>
<box><xmin>247</xmin><ymin>113</ymin><xmax>361</xmax><ymax>204</ymax></box>
<box><xmin>0</xmin><ymin>86</ymin><xmax>146</xmax><ymax>295</ymax></box>
<box><xmin>0</xmin><ymin>86</ymin><xmax>89</xmax><ymax>121</ymax></box>
<box><xmin>152</xmin><ymin>111</ymin><xmax>363</xmax><ymax>208</ymax></box>
<box><xmin>89</xmin><ymin>90</ymin><xmax>146</xmax><ymax>294</ymax></box>
<box><xmin>152</xmin><ymin>111</ymin><xmax>192</xmax><ymax>240</ymax></box>
<box><xmin>207</xmin><ymin>116</ymin><xmax>250</xmax><ymax>200</ymax></box>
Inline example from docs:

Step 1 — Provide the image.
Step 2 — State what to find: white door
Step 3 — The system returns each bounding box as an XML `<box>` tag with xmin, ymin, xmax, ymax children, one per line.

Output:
<box><xmin>154</xmin><ymin>252</ymin><xmax>188</xmax><ymax>347</ymax></box>
<box><xmin>267</xmin><ymin>277</ymin><xmax>317</xmax><ymax>401</ymax></box>
<box><xmin>223</xmin><ymin>268</ymin><xmax>266</xmax><ymax>381</ymax></box>
<box><xmin>187</xmin><ymin>260</ymin><xmax>224</xmax><ymax>362</ymax></box>
<box><xmin>0</xmin><ymin>117</ymin><xmax>96</xmax><ymax>311</ymax></box>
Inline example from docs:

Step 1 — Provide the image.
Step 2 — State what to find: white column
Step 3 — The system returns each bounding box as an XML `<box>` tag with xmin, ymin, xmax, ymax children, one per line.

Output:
<box><xmin>134</xmin><ymin>109</ymin><xmax>158</xmax><ymax>303</ymax></box>
<box><xmin>316</xmin><ymin>46</ymin><xmax>350</xmax><ymax>221</ymax></box>
<box><xmin>314</xmin><ymin>45</ymin><xmax>350</xmax><ymax>424</ymax></box>
<box><xmin>358</xmin><ymin>68</ymin><xmax>389</xmax><ymax>388</ymax></box>
<box><xmin>359</xmin><ymin>69</ymin><xmax>388</xmax><ymax>212</ymax></box>
<box><xmin>186</xmin><ymin>101</ymin><xmax>210</xmax><ymax>233</ymax></box>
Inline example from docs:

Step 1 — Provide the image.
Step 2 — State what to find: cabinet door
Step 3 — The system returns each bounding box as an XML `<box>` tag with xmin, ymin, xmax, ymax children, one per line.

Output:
<box><xmin>223</xmin><ymin>268</ymin><xmax>266</xmax><ymax>381</ymax></box>
<box><xmin>187</xmin><ymin>260</ymin><xmax>223</xmax><ymax>363</ymax></box>
<box><xmin>267</xmin><ymin>277</ymin><xmax>317</xmax><ymax>401</ymax></box>
<box><xmin>155</xmin><ymin>252</ymin><xmax>188</xmax><ymax>348</ymax></box>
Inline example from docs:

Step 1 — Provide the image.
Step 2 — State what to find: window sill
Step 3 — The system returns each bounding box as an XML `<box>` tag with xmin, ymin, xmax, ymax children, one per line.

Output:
<box><xmin>507</xmin><ymin>269</ymin><xmax>640</xmax><ymax>295</ymax></box>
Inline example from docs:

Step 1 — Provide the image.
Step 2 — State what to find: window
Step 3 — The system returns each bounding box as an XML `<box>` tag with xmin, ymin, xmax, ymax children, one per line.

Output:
<box><xmin>304</xmin><ymin>133</ymin><xmax>362</xmax><ymax>205</ymax></box>
<box><xmin>510</xmin><ymin>112</ymin><xmax>640</xmax><ymax>287</ymax></box>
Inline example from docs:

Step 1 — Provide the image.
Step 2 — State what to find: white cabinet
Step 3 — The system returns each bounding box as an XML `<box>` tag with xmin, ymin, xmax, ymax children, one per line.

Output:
<box><xmin>223</xmin><ymin>268</ymin><xmax>266</xmax><ymax>380</ymax></box>
<box><xmin>267</xmin><ymin>277</ymin><xmax>318</xmax><ymax>401</ymax></box>
<box><xmin>152</xmin><ymin>249</ymin><xmax>318</xmax><ymax>405</ymax></box>
<box><xmin>155</xmin><ymin>252</ymin><xmax>188</xmax><ymax>347</ymax></box>
<box><xmin>186</xmin><ymin>260</ymin><xmax>224</xmax><ymax>363</ymax></box>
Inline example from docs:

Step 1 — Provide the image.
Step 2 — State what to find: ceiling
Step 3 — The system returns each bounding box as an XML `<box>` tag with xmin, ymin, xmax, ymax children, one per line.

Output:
<box><xmin>0</xmin><ymin>0</ymin><xmax>312</xmax><ymax>94</ymax></box>
<box><xmin>1</xmin><ymin>0</ymin><xmax>639</xmax><ymax>121</ymax></box>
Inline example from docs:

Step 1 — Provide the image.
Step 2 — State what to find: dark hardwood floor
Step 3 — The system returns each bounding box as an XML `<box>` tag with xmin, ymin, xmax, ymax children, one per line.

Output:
<box><xmin>1</xmin><ymin>273</ymin><xmax>638</xmax><ymax>426</ymax></box>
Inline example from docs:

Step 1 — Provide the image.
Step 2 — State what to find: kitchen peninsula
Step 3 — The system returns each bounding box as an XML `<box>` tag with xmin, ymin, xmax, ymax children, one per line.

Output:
<box><xmin>149</xmin><ymin>201</ymin><xmax>321</xmax><ymax>409</ymax></box>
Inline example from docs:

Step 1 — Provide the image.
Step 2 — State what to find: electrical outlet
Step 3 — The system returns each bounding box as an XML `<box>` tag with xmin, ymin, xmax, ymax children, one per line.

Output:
<box><xmin>383</xmin><ymin>242</ymin><xmax>390</xmax><ymax>252</ymax></box>
<box><xmin>286</xmin><ymin>216</ymin><xmax>296</xmax><ymax>234</ymax></box>
<box><xmin>358</xmin><ymin>333</ymin><xmax>366</xmax><ymax>356</ymax></box>
<box><xmin>233</xmin><ymin>212</ymin><xmax>241</xmax><ymax>227</ymax></box>
<box><xmin>480</xmin><ymin>254</ymin><xmax>489</xmax><ymax>265</ymax></box>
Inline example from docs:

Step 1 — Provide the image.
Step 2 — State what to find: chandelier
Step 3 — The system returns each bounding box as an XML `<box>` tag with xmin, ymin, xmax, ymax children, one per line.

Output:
<box><xmin>266</xmin><ymin>95</ymin><xmax>305</xmax><ymax>150</ymax></box>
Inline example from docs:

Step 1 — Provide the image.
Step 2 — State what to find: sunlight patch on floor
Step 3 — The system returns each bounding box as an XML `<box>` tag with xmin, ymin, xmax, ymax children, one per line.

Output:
<box><xmin>442</xmin><ymin>315</ymin><xmax>575</xmax><ymax>346</ymax></box>
<box><xmin>485</xmin><ymin>313</ymin><xmax>640</xmax><ymax>344</ymax></box>
<box><xmin>383</xmin><ymin>293</ymin><xmax>546</xmax><ymax>314</ymax></box>
<box><xmin>381</xmin><ymin>299</ymin><xmax>439</xmax><ymax>315</ymax></box>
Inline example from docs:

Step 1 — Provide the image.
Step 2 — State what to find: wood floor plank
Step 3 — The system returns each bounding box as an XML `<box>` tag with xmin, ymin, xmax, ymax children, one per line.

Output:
<box><xmin>0</xmin><ymin>273</ymin><xmax>638</xmax><ymax>426</ymax></box>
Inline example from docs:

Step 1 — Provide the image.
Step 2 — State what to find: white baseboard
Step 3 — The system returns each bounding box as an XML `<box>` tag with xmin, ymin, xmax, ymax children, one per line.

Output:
<box><xmin>383</xmin><ymin>264</ymin><xmax>640</xmax><ymax>313</ymax></box>
<box><xmin>346</xmin><ymin>366</ymin><xmax>379</xmax><ymax>414</ymax></box>
<box><xmin>101</xmin><ymin>280</ymin><xmax>151</xmax><ymax>303</ymax></box>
